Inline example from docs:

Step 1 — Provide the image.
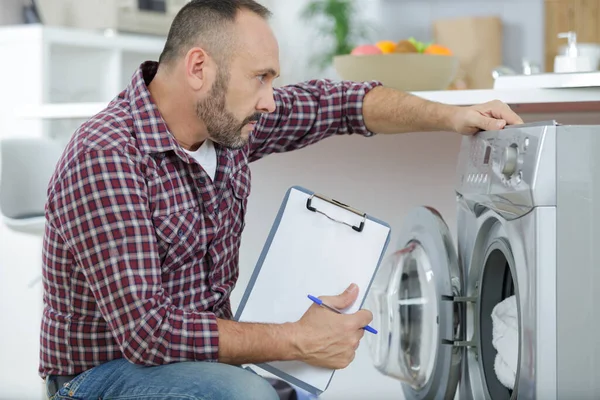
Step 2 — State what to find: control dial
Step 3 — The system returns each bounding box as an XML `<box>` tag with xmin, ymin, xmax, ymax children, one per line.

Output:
<box><xmin>501</xmin><ymin>144</ymin><xmax>519</xmax><ymax>178</ymax></box>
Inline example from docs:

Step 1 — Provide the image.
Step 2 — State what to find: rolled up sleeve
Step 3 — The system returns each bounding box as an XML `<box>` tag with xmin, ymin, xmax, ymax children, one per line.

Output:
<box><xmin>249</xmin><ymin>79</ymin><xmax>382</xmax><ymax>162</ymax></box>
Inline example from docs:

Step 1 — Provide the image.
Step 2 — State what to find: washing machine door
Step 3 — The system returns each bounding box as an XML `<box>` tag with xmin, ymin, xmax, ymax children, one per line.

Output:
<box><xmin>366</xmin><ymin>206</ymin><xmax>462</xmax><ymax>400</ymax></box>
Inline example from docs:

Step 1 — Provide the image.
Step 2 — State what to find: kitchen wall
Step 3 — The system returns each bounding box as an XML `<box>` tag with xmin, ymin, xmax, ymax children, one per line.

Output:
<box><xmin>269</xmin><ymin>0</ymin><xmax>545</xmax><ymax>86</ymax></box>
<box><xmin>377</xmin><ymin>0</ymin><xmax>545</xmax><ymax>74</ymax></box>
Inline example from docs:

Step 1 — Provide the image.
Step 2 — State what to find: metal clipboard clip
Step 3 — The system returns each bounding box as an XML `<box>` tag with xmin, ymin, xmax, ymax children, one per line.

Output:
<box><xmin>306</xmin><ymin>193</ymin><xmax>367</xmax><ymax>233</ymax></box>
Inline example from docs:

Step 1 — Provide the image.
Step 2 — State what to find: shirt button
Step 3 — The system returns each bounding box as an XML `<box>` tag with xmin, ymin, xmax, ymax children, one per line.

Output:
<box><xmin>177</xmin><ymin>230</ymin><xmax>184</xmax><ymax>237</ymax></box>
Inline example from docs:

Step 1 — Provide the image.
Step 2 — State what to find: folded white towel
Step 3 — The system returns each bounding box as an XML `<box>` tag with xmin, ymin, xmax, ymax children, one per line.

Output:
<box><xmin>491</xmin><ymin>295</ymin><xmax>518</xmax><ymax>390</ymax></box>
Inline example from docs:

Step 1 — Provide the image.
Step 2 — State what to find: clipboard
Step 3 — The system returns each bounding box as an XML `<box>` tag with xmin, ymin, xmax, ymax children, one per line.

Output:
<box><xmin>234</xmin><ymin>186</ymin><xmax>391</xmax><ymax>395</ymax></box>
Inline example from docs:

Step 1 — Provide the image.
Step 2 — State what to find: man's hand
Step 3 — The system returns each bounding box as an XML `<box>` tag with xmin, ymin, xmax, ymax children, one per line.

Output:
<box><xmin>216</xmin><ymin>284</ymin><xmax>372</xmax><ymax>367</ymax></box>
<box><xmin>451</xmin><ymin>99</ymin><xmax>525</xmax><ymax>135</ymax></box>
<box><xmin>291</xmin><ymin>284</ymin><xmax>373</xmax><ymax>370</ymax></box>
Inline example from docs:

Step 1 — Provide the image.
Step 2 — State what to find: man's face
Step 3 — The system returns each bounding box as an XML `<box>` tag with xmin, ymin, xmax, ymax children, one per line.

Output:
<box><xmin>196</xmin><ymin>10</ymin><xmax>280</xmax><ymax>150</ymax></box>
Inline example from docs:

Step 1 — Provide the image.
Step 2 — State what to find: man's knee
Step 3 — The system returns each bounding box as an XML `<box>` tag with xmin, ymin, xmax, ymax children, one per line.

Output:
<box><xmin>224</xmin><ymin>366</ymin><xmax>279</xmax><ymax>400</ymax></box>
<box><xmin>181</xmin><ymin>362</ymin><xmax>279</xmax><ymax>400</ymax></box>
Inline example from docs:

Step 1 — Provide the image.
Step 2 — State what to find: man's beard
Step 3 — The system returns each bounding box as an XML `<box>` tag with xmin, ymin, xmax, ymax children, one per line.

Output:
<box><xmin>195</xmin><ymin>68</ymin><xmax>261</xmax><ymax>150</ymax></box>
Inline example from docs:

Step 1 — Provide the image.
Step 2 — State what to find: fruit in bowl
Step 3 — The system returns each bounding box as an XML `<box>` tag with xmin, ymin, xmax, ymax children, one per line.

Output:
<box><xmin>394</xmin><ymin>39</ymin><xmax>419</xmax><ymax>54</ymax></box>
<box><xmin>350</xmin><ymin>37</ymin><xmax>453</xmax><ymax>57</ymax></box>
<box><xmin>335</xmin><ymin>37</ymin><xmax>458</xmax><ymax>91</ymax></box>
<box><xmin>375</xmin><ymin>40</ymin><xmax>398</xmax><ymax>54</ymax></box>
<box><xmin>424</xmin><ymin>43</ymin><xmax>453</xmax><ymax>56</ymax></box>
<box><xmin>393</xmin><ymin>37</ymin><xmax>453</xmax><ymax>55</ymax></box>
<box><xmin>351</xmin><ymin>44</ymin><xmax>383</xmax><ymax>55</ymax></box>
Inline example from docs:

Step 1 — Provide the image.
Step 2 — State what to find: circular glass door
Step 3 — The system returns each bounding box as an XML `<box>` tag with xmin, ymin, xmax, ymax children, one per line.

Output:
<box><xmin>367</xmin><ymin>241</ymin><xmax>440</xmax><ymax>389</ymax></box>
<box><xmin>366</xmin><ymin>206</ymin><xmax>462</xmax><ymax>399</ymax></box>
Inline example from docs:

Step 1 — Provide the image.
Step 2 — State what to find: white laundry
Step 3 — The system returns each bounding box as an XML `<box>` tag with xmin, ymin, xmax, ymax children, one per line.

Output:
<box><xmin>491</xmin><ymin>295</ymin><xmax>518</xmax><ymax>390</ymax></box>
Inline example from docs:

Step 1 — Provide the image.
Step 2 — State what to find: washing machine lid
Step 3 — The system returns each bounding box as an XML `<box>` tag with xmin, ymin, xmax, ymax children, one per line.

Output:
<box><xmin>369</xmin><ymin>206</ymin><xmax>462</xmax><ymax>399</ymax></box>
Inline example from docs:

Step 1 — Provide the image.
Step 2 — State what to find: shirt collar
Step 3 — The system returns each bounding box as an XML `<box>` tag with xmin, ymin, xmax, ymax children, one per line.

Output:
<box><xmin>126</xmin><ymin>61</ymin><xmax>183</xmax><ymax>156</ymax></box>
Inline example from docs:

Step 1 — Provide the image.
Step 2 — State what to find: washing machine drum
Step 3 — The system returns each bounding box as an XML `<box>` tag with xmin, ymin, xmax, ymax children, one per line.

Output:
<box><xmin>365</xmin><ymin>206</ymin><xmax>518</xmax><ymax>400</ymax></box>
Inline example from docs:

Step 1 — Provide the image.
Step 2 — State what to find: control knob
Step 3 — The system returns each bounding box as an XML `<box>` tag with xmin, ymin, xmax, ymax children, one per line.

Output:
<box><xmin>501</xmin><ymin>144</ymin><xmax>519</xmax><ymax>177</ymax></box>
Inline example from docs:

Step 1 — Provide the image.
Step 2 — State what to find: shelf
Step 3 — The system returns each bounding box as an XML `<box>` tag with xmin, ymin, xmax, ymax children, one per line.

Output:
<box><xmin>0</xmin><ymin>24</ymin><xmax>166</xmax><ymax>53</ymax></box>
<box><xmin>0</xmin><ymin>24</ymin><xmax>166</xmax><ymax>140</ymax></box>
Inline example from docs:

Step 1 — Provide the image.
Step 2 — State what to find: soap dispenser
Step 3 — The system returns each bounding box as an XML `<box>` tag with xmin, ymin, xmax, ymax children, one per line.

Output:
<box><xmin>554</xmin><ymin>31</ymin><xmax>594</xmax><ymax>73</ymax></box>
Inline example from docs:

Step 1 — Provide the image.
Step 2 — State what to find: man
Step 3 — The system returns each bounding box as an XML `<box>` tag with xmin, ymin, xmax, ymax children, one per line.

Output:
<box><xmin>39</xmin><ymin>0</ymin><xmax>523</xmax><ymax>398</ymax></box>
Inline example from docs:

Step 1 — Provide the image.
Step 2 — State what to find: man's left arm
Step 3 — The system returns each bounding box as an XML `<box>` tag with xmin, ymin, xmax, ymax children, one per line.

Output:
<box><xmin>249</xmin><ymin>80</ymin><xmax>524</xmax><ymax>162</ymax></box>
<box><xmin>361</xmin><ymin>86</ymin><xmax>523</xmax><ymax>135</ymax></box>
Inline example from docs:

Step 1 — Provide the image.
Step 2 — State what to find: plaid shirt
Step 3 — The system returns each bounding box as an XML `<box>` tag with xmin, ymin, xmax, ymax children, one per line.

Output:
<box><xmin>39</xmin><ymin>61</ymin><xmax>380</xmax><ymax>377</ymax></box>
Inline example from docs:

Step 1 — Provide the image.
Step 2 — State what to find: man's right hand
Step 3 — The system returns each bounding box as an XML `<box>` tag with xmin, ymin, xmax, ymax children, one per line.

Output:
<box><xmin>291</xmin><ymin>283</ymin><xmax>373</xmax><ymax>370</ymax></box>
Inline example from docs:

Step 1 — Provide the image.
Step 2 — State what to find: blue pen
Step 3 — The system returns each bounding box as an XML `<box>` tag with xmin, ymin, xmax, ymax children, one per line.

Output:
<box><xmin>307</xmin><ymin>294</ymin><xmax>378</xmax><ymax>334</ymax></box>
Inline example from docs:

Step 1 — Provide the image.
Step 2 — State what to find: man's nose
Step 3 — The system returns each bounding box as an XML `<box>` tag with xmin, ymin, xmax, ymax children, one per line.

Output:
<box><xmin>257</xmin><ymin>90</ymin><xmax>276</xmax><ymax>113</ymax></box>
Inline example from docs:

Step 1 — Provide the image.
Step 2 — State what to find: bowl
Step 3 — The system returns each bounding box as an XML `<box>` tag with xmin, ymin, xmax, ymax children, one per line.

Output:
<box><xmin>333</xmin><ymin>53</ymin><xmax>460</xmax><ymax>91</ymax></box>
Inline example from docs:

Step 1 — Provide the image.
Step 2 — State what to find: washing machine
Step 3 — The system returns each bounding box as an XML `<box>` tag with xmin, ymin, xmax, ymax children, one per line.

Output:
<box><xmin>366</xmin><ymin>121</ymin><xmax>600</xmax><ymax>399</ymax></box>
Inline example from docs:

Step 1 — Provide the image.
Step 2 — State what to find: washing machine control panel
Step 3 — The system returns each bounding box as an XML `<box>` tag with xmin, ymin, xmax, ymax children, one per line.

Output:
<box><xmin>460</xmin><ymin>135</ymin><xmax>533</xmax><ymax>189</ymax></box>
<box><xmin>456</xmin><ymin>122</ymin><xmax>553</xmax><ymax>201</ymax></box>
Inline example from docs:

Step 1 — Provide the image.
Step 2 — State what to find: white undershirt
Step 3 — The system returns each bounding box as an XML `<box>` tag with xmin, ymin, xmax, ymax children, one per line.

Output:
<box><xmin>183</xmin><ymin>139</ymin><xmax>217</xmax><ymax>182</ymax></box>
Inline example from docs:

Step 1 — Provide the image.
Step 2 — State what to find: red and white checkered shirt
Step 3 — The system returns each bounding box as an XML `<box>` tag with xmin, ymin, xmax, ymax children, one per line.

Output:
<box><xmin>39</xmin><ymin>61</ymin><xmax>380</xmax><ymax>377</ymax></box>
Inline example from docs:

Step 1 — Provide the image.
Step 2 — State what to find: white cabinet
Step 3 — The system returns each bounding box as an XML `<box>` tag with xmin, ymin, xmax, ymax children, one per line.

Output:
<box><xmin>0</xmin><ymin>24</ymin><xmax>165</xmax><ymax>142</ymax></box>
<box><xmin>0</xmin><ymin>24</ymin><xmax>165</xmax><ymax>400</ymax></box>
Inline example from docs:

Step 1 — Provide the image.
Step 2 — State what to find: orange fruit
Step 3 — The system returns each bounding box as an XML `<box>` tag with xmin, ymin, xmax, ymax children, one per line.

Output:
<box><xmin>375</xmin><ymin>40</ymin><xmax>397</xmax><ymax>54</ymax></box>
<box><xmin>424</xmin><ymin>44</ymin><xmax>453</xmax><ymax>56</ymax></box>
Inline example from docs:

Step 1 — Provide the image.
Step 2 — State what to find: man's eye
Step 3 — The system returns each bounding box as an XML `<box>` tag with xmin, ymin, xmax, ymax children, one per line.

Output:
<box><xmin>257</xmin><ymin>74</ymin><xmax>267</xmax><ymax>83</ymax></box>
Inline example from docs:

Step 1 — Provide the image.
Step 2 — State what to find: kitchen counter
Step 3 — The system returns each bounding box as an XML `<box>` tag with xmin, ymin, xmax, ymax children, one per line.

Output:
<box><xmin>417</xmin><ymin>87</ymin><xmax>600</xmax><ymax>112</ymax></box>
<box><xmin>15</xmin><ymin>87</ymin><xmax>600</xmax><ymax>121</ymax></box>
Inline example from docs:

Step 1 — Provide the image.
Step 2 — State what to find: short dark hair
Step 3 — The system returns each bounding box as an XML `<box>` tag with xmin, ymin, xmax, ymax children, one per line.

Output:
<box><xmin>159</xmin><ymin>0</ymin><xmax>272</xmax><ymax>65</ymax></box>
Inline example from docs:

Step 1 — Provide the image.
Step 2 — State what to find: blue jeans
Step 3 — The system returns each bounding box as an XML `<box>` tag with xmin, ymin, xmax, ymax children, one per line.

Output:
<box><xmin>46</xmin><ymin>358</ymin><xmax>279</xmax><ymax>400</ymax></box>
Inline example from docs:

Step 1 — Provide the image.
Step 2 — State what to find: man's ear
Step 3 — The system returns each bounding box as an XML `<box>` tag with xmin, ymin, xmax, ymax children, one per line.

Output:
<box><xmin>184</xmin><ymin>47</ymin><xmax>212</xmax><ymax>91</ymax></box>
